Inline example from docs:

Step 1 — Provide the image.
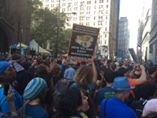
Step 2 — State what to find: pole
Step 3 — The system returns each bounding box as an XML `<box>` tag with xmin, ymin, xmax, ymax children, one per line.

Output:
<box><xmin>55</xmin><ymin>0</ymin><xmax>60</xmax><ymax>58</ymax></box>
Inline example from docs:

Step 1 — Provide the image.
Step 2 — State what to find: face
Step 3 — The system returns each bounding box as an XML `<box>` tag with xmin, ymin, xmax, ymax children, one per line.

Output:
<box><xmin>77</xmin><ymin>91</ymin><xmax>89</xmax><ymax>112</ymax></box>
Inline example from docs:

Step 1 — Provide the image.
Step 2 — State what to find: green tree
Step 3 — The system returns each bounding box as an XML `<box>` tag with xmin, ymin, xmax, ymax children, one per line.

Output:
<box><xmin>31</xmin><ymin>0</ymin><xmax>70</xmax><ymax>55</ymax></box>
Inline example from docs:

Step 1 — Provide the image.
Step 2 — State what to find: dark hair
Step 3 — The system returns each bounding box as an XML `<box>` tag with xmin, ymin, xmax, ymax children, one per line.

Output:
<box><xmin>116</xmin><ymin>67</ymin><xmax>130</xmax><ymax>76</ymax></box>
<box><xmin>104</xmin><ymin>69</ymin><xmax>116</xmax><ymax>83</ymax></box>
<box><xmin>143</xmin><ymin>112</ymin><xmax>157</xmax><ymax>118</ymax></box>
<box><xmin>134</xmin><ymin>83</ymin><xmax>156</xmax><ymax>100</ymax></box>
<box><xmin>148</xmin><ymin>65</ymin><xmax>157</xmax><ymax>75</ymax></box>
<box><xmin>53</xmin><ymin>88</ymin><xmax>82</xmax><ymax>118</ymax></box>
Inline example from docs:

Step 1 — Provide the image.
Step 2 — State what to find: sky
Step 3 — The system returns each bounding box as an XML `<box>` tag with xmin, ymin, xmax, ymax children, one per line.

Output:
<box><xmin>120</xmin><ymin>0</ymin><xmax>144</xmax><ymax>50</ymax></box>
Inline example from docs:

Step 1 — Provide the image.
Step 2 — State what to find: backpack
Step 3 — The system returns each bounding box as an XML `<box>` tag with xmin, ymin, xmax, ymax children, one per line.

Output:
<box><xmin>100</xmin><ymin>99</ymin><xmax>108</xmax><ymax>118</ymax></box>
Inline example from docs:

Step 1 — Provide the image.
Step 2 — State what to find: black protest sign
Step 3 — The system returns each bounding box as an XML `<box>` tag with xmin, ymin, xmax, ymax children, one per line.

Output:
<box><xmin>68</xmin><ymin>24</ymin><xmax>99</xmax><ymax>59</ymax></box>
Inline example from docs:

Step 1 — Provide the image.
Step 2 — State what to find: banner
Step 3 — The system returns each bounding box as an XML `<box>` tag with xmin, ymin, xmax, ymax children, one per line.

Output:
<box><xmin>68</xmin><ymin>24</ymin><xmax>99</xmax><ymax>59</ymax></box>
<box><xmin>128</xmin><ymin>48</ymin><xmax>139</xmax><ymax>63</ymax></box>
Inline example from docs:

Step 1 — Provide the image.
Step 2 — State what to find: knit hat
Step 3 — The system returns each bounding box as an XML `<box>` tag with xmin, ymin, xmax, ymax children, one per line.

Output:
<box><xmin>23</xmin><ymin>77</ymin><xmax>47</xmax><ymax>100</ymax></box>
<box><xmin>0</xmin><ymin>61</ymin><xmax>10</xmax><ymax>76</ymax></box>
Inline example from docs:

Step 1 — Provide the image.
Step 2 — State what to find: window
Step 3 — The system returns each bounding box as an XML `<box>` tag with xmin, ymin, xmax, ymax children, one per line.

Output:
<box><xmin>106</xmin><ymin>5</ymin><xmax>108</xmax><ymax>8</ymax></box>
<box><xmin>105</xmin><ymin>27</ymin><xmax>107</xmax><ymax>31</ymax></box>
<box><xmin>68</xmin><ymin>3</ymin><xmax>71</xmax><ymax>7</ymax></box>
<box><xmin>99</xmin><ymin>5</ymin><xmax>103</xmax><ymax>9</ymax></box>
<box><xmin>87</xmin><ymin>1</ymin><xmax>91</xmax><ymax>4</ymax></box>
<box><xmin>105</xmin><ymin>34</ymin><xmax>107</xmax><ymax>38</ymax></box>
<box><xmin>74</xmin><ymin>7</ymin><xmax>78</xmax><ymax>10</ymax></box>
<box><xmin>80</xmin><ymin>22</ymin><xmax>83</xmax><ymax>25</ymax></box>
<box><xmin>99</xmin><ymin>10</ymin><xmax>103</xmax><ymax>14</ymax></box>
<box><xmin>46</xmin><ymin>0</ymin><xmax>49</xmax><ymax>2</ymax></box>
<box><xmin>106</xmin><ymin>16</ymin><xmax>108</xmax><ymax>20</ymax></box>
<box><xmin>99</xmin><ymin>0</ymin><xmax>104</xmax><ymax>3</ymax></box>
<box><xmin>98</xmin><ymin>21</ymin><xmax>102</xmax><ymax>25</ymax></box>
<box><xmin>86</xmin><ymin>22</ymin><xmax>90</xmax><ymax>26</ymax></box>
<box><xmin>80</xmin><ymin>16</ymin><xmax>84</xmax><ymax>20</ymax></box>
<box><xmin>99</xmin><ymin>16</ymin><xmax>103</xmax><ymax>20</ymax></box>
<box><xmin>80</xmin><ymin>7</ymin><xmax>84</xmax><ymax>10</ymax></box>
<box><xmin>86</xmin><ymin>17</ymin><xmax>90</xmax><ymax>20</ymax></box>
<box><xmin>94</xmin><ymin>16</ymin><xmax>96</xmax><ymax>20</ymax></box>
<box><xmin>62</xmin><ymin>3</ymin><xmax>66</xmax><ymax>6</ymax></box>
<box><xmin>73</xmin><ymin>17</ymin><xmax>77</xmax><ymax>21</ymax></box>
<box><xmin>87</xmin><ymin>11</ymin><xmax>90</xmax><ymax>15</ymax></box>
<box><xmin>106</xmin><ymin>10</ymin><xmax>108</xmax><ymax>14</ymax></box>
<box><xmin>68</xmin><ymin>7</ymin><xmax>71</xmax><ymax>11</ymax></box>
<box><xmin>87</xmin><ymin>6</ymin><xmax>91</xmax><ymax>10</ymax></box>
<box><xmin>74</xmin><ymin>2</ymin><xmax>78</xmax><ymax>5</ymax></box>
<box><xmin>51</xmin><ymin>4</ymin><xmax>54</xmax><ymax>7</ymax></box>
<box><xmin>62</xmin><ymin>8</ymin><xmax>65</xmax><ymax>11</ymax></box>
<box><xmin>51</xmin><ymin>0</ymin><xmax>54</xmax><ymax>2</ymax></box>
<box><xmin>80</xmin><ymin>12</ymin><xmax>84</xmax><ymax>15</ymax></box>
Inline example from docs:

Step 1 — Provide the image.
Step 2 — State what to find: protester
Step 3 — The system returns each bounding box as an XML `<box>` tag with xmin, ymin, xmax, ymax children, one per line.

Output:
<box><xmin>100</xmin><ymin>77</ymin><xmax>137</xmax><ymax>118</ymax></box>
<box><xmin>23</xmin><ymin>77</ymin><xmax>48</xmax><ymax>118</ymax></box>
<box><xmin>142</xmin><ymin>99</ymin><xmax>157</xmax><ymax>117</ymax></box>
<box><xmin>0</xmin><ymin>60</ymin><xmax>23</xmax><ymax>113</ymax></box>
<box><xmin>64</xmin><ymin>61</ymin><xmax>75</xmax><ymax>80</ymax></box>
<box><xmin>95</xmin><ymin>69</ymin><xmax>116</xmax><ymax>113</ymax></box>
<box><xmin>53</xmin><ymin>88</ymin><xmax>89</xmax><ymax>118</ymax></box>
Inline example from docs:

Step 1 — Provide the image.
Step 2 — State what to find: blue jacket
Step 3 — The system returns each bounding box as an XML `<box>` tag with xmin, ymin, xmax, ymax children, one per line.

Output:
<box><xmin>100</xmin><ymin>97</ymin><xmax>137</xmax><ymax>118</ymax></box>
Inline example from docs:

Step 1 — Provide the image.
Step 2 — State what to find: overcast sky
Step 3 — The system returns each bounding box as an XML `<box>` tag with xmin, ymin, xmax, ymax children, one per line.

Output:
<box><xmin>120</xmin><ymin>0</ymin><xmax>144</xmax><ymax>50</ymax></box>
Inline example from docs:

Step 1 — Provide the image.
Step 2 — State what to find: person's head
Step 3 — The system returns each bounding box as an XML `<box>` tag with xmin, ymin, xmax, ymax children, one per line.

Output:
<box><xmin>143</xmin><ymin>99</ymin><xmax>157</xmax><ymax>117</ymax></box>
<box><xmin>35</xmin><ymin>64</ymin><xmax>49</xmax><ymax>77</ymax></box>
<box><xmin>123</xmin><ymin>59</ymin><xmax>130</xmax><ymax>67</ymax></box>
<box><xmin>51</xmin><ymin>64</ymin><xmax>61</xmax><ymax>74</ymax></box>
<box><xmin>148</xmin><ymin>65</ymin><xmax>157</xmax><ymax>80</ymax></box>
<box><xmin>104</xmin><ymin>69</ymin><xmax>116</xmax><ymax>84</ymax></box>
<box><xmin>54</xmin><ymin>88</ymin><xmax>89</xmax><ymax>117</ymax></box>
<box><xmin>23</xmin><ymin>77</ymin><xmax>47</xmax><ymax>101</ymax></box>
<box><xmin>74</xmin><ymin>65</ymin><xmax>95</xmax><ymax>85</ymax></box>
<box><xmin>0</xmin><ymin>61</ymin><xmax>15</xmax><ymax>84</ymax></box>
<box><xmin>116</xmin><ymin>67</ymin><xmax>131</xmax><ymax>77</ymax></box>
<box><xmin>112</xmin><ymin>77</ymin><xmax>133</xmax><ymax>100</ymax></box>
<box><xmin>133</xmin><ymin>83</ymin><xmax>156</xmax><ymax>100</ymax></box>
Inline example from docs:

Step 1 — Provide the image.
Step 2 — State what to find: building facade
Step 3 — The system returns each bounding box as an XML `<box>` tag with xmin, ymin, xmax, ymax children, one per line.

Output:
<box><xmin>141</xmin><ymin>9</ymin><xmax>151</xmax><ymax>61</ymax></box>
<box><xmin>150</xmin><ymin>0</ymin><xmax>157</xmax><ymax>63</ymax></box>
<box><xmin>117</xmin><ymin>17</ymin><xmax>129</xmax><ymax>58</ymax></box>
<box><xmin>41</xmin><ymin>0</ymin><xmax>120</xmax><ymax>58</ymax></box>
<box><xmin>0</xmin><ymin>0</ymin><xmax>31</xmax><ymax>52</ymax></box>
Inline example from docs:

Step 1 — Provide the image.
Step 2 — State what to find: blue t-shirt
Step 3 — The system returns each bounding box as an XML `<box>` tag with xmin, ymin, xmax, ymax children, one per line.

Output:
<box><xmin>25</xmin><ymin>104</ymin><xmax>49</xmax><ymax>118</ymax></box>
<box><xmin>0</xmin><ymin>86</ymin><xmax>23</xmax><ymax>113</ymax></box>
<box><xmin>100</xmin><ymin>97</ymin><xmax>137</xmax><ymax>118</ymax></box>
<box><xmin>64</xmin><ymin>67</ymin><xmax>75</xmax><ymax>80</ymax></box>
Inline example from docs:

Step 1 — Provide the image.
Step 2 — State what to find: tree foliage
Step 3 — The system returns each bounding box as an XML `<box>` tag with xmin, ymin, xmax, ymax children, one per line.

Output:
<box><xmin>31</xmin><ymin>0</ymin><xmax>71</xmax><ymax>53</ymax></box>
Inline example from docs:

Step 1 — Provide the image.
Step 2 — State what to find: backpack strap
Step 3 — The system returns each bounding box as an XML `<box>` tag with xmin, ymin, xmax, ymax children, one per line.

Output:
<box><xmin>100</xmin><ymin>99</ymin><xmax>108</xmax><ymax>118</ymax></box>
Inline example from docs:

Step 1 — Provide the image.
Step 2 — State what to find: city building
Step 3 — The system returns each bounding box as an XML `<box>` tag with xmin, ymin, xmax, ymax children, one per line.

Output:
<box><xmin>150</xmin><ymin>0</ymin><xmax>157</xmax><ymax>63</ymax></box>
<box><xmin>117</xmin><ymin>17</ymin><xmax>129</xmax><ymax>58</ymax></box>
<box><xmin>0</xmin><ymin>0</ymin><xmax>32</xmax><ymax>52</ymax></box>
<box><xmin>137</xmin><ymin>0</ymin><xmax>153</xmax><ymax>62</ymax></box>
<box><xmin>141</xmin><ymin>9</ymin><xmax>151</xmax><ymax>61</ymax></box>
<box><xmin>41</xmin><ymin>0</ymin><xmax>120</xmax><ymax>58</ymax></box>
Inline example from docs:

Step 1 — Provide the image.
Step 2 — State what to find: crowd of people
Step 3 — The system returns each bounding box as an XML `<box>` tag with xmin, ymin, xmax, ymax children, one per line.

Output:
<box><xmin>0</xmin><ymin>53</ymin><xmax>157</xmax><ymax>118</ymax></box>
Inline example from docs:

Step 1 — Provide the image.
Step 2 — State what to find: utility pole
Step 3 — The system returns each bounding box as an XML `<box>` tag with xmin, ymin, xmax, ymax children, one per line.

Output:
<box><xmin>55</xmin><ymin>0</ymin><xmax>60</xmax><ymax>58</ymax></box>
